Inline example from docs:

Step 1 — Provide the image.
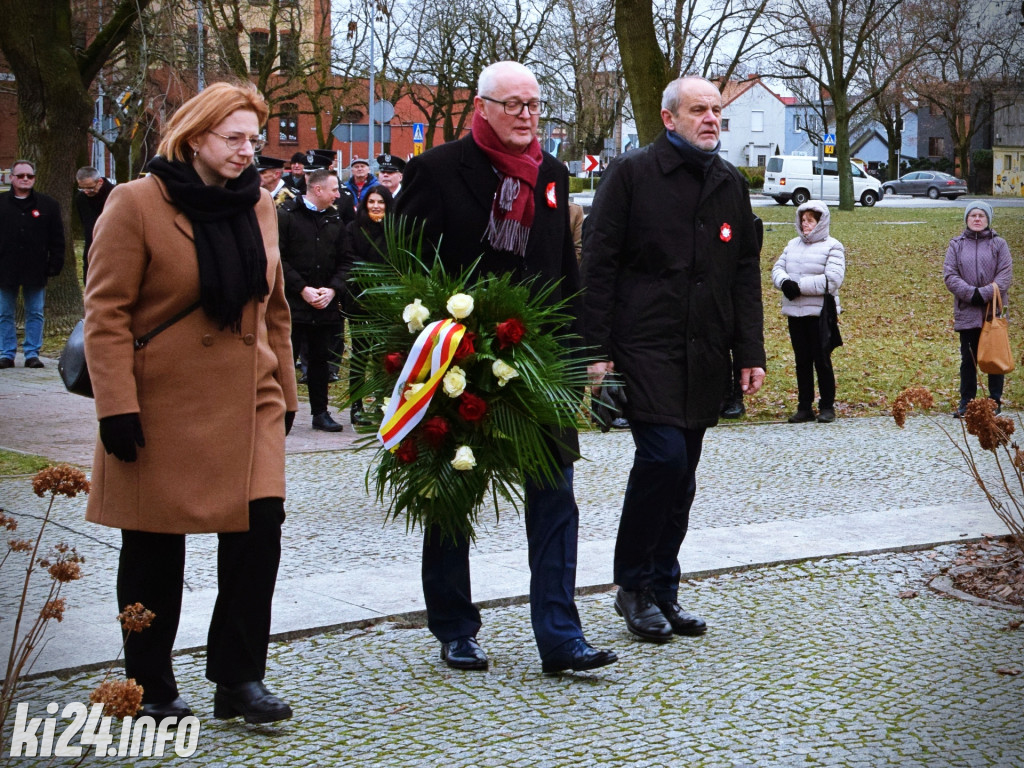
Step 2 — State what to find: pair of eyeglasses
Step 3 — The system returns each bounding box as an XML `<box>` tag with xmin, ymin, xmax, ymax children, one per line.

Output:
<box><xmin>13</xmin><ymin>173</ymin><xmax>36</xmax><ymax>180</ymax></box>
<box><xmin>478</xmin><ymin>95</ymin><xmax>546</xmax><ymax>115</ymax></box>
<box><xmin>208</xmin><ymin>131</ymin><xmax>266</xmax><ymax>153</ymax></box>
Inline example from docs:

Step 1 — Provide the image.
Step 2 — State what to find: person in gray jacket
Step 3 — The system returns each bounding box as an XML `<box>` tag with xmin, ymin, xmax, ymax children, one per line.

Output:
<box><xmin>772</xmin><ymin>200</ymin><xmax>846</xmax><ymax>423</ymax></box>
<box><xmin>943</xmin><ymin>200</ymin><xmax>1013</xmax><ymax>416</ymax></box>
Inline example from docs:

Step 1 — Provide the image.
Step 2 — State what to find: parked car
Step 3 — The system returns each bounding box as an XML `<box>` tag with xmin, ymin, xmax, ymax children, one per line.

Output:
<box><xmin>881</xmin><ymin>171</ymin><xmax>967</xmax><ymax>200</ymax></box>
<box><xmin>764</xmin><ymin>155</ymin><xmax>883</xmax><ymax>207</ymax></box>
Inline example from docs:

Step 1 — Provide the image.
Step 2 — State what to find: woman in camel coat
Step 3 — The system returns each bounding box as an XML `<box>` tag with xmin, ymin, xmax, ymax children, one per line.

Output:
<box><xmin>84</xmin><ymin>82</ymin><xmax>298</xmax><ymax>725</ymax></box>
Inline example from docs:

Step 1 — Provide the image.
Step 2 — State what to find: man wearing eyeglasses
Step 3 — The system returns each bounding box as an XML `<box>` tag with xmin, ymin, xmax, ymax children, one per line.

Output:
<box><xmin>397</xmin><ymin>60</ymin><xmax>618</xmax><ymax>676</ymax></box>
<box><xmin>74</xmin><ymin>166</ymin><xmax>115</xmax><ymax>284</ymax></box>
<box><xmin>0</xmin><ymin>160</ymin><xmax>65</xmax><ymax>369</ymax></box>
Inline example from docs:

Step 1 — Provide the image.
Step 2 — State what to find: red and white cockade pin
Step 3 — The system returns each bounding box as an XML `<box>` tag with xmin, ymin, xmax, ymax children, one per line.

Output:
<box><xmin>545</xmin><ymin>182</ymin><xmax>557</xmax><ymax>208</ymax></box>
<box><xmin>719</xmin><ymin>222</ymin><xmax>732</xmax><ymax>242</ymax></box>
<box><xmin>31</xmin><ymin>210</ymin><xmax>40</xmax><ymax>218</ymax></box>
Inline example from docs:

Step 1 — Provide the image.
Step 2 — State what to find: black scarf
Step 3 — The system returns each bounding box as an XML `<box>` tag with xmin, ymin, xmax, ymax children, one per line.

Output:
<box><xmin>146</xmin><ymin>157</ymin><xmax>269</xmax><ymax>331</ymax></box>
<box><xmin>665</xmin><ymin>129</ymin><xmax>721</xmax><ymax>176</ymax></box>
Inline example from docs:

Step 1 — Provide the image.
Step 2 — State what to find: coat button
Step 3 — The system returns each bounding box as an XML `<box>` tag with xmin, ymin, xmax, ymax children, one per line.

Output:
<box><xmin>243</xmin><ymin>333</ymin><xmax>256</xmax><ymax>345</ymax></box>
<box><xmin>202</xmin><ymin>334</ymin><xmax>214</xmax><ymax>347</ymax></box>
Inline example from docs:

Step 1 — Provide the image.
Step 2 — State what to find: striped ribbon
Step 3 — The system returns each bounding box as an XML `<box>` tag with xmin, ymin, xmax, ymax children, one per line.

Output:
<box><xmin>378</xmin><ymin>319</ymin><xmax>466</xmax><ymax>450</ymax></box>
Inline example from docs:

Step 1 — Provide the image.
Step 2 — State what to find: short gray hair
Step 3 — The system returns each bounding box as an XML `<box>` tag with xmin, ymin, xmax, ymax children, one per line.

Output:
<box><xmin>477</xmin><ymin>61</ymin><xmax>538</xmax><ymax>97</ymax></box>
<box><xmin>76</xmin><ymin>166</ymin><xmax>100</xmax><ymax>182</ymax></box>
<box><xmin>12</xmin><ymin>158</ymin><xmax>35</xmax><ymax>174</ymax></box>
<box><xmin>661</xmin><ymin>76</ymin><xmax>719</xmax><ymax>114</ymax></box>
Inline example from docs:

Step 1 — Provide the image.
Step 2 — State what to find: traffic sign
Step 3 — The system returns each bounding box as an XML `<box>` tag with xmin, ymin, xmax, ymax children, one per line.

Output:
<box><xmin>822</xmin><ymin>133</ymin><xmax>836</xmax><ymax>145</ymax></box>
<box><xmin>583</xmin><ymin>155</ymin><xmax>599</xmax><ymax>172</ymax></box>
<box><xmin>413</xmin><ymin>143</ymin><xmax>423</xmax><ymax>156</ymax></box>
<box><xmin>412</xmin><ymin>123</ymin><xmax>425</xmax><ymax>144</ymax></box>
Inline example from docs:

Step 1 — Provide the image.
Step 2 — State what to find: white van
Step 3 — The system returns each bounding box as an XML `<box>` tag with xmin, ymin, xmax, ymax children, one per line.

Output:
<box><xmin>763</xmin><ymin>155</ymin><xmax>883</xmax><ymax>207</ymax></box>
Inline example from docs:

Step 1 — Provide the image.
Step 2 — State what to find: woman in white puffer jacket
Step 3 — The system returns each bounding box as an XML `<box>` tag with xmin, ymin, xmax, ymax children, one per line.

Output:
<box><xmin>771</xmin><ymin>200</ymin><xmax>846</xmax><ymax>423</ymax></box>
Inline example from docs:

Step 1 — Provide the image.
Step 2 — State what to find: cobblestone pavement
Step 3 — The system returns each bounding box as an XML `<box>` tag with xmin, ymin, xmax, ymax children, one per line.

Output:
<box><xmin>7</xmin><ymin>548</ymin><xmax>1023</xmax><ymax>767</ymax></box>
<box><xmin>0</xmin><ymin>414</ymin><xmax>994</xmax><ymax>612</ymax></box>
<box><xmin>4</xmin><ymin>363</ymin><xmax>1023</xmax><ymax>766</ymax></box>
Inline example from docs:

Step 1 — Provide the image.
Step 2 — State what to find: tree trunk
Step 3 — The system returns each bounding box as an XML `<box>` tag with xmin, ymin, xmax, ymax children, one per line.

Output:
<box><xmin>0</xmin><ymin>2</ymin><xmax>92</xmax><ymax>333</ymax></box>
<box><xmin>615</xmin><ymin>0</ymin><xmax>671</xmax><ymax>146</ymax></box>
<box><xmin>0</xmin><ymin>0</ymin><xmax>152</xmax><ymax>334</ymax></box>
<box><xmin>832</xmin><ymin>86</ymin><xmax>855</xmax><ymax>211</ymax></box>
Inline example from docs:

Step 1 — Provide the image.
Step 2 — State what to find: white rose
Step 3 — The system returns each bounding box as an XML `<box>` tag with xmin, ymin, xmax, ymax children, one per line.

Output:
<box><xmin>491</xmin><ymin>359</ymin><xmax>520</xmax><ymax>388</ymax></box>
<box><xmin>405</xmin><ymin>382</ymin><xmax>425</xmax><ymax>398</ymax></box>
<box><xmin>442</xmin><ymin>365</ymin><xmax>467</xmax><ymax>398</ymax></box>
<box><xmin>402</xmin><ymin>298</ymin><xmax>430</xmax><ymax>332</ymax></box>
<box><xmin>446</xmin><ymin>293</ymin><xmax>475</xmax><ymax>320</ymax></box>
<box><xmin>451</xmin><ymin>445</ymin><xmax>477</xmax><ymax>471</ymax></box>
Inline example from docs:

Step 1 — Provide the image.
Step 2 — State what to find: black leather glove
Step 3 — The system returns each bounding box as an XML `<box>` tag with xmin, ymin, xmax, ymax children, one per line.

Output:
<box><xmin>99</xmin><ymin>413</ymin><xmax>145</xmax><ymax>463</ymax></box>
<box><xmin>285</xmin><ymin>411</ymin><xmax>296</xmax><ymax>436</ymax></box>
<box><xmin>781</xmin><ymin>280</ymin><xmax>801</xmax><ymax>300</ymax></box>
<box><xmin>971</xmin><ymin>288</ymin><xmax>985</xmax><ymax>306</ymax></box>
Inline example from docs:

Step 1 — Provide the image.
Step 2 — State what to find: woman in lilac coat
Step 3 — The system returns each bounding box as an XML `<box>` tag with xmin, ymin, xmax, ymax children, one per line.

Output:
<box><xmin>943</xmin><ymin>201</ymin><xmax>1013</xmax><ymax>415</ymax></box>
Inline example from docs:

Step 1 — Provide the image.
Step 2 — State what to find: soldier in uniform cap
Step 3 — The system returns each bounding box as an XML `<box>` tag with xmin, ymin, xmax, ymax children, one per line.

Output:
<box><xmin>256</xmin><ymin>155</ymin><xmax>292</xmax><ymax>207</ymax></box>
<box><xmin>282</xmin><ymin>152</ymin><xmax>307</xmax><ymax>196</ymax></box>
<box><xmin>376</xmin><ymin>153</ymin><xmax>406</xmax><ymax>198</ymax></box>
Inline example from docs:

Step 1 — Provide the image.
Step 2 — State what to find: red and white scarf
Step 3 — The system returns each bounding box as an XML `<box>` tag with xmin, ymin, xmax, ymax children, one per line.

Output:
<box><xmin>471</xmin><ymin>110</ymin><xmax>543</xmax><ymax>259</ymax></box>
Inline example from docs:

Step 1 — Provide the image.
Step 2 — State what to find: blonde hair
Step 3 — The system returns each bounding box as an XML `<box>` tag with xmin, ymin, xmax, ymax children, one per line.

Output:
<box><xmin>157</xmin><ymin>82</ymin><xmax>269</xmax><ymax>162</ymax></box>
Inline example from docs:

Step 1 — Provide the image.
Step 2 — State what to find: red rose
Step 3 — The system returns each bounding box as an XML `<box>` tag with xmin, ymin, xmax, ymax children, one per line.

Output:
<box><xmin>421</xmin><ymin>416</ymin><xmax>450</xmax><ymax>449</ymax></box>
<box><xmin>453</xmin><ymin>331</ymin><xmax>476</xmax><ymax>363</ymax></box>
<box><xmin>495</xmin><ymin>318</ymin><xmax>526</xmax><ymax>349</ymax></box>
<box><xmin>384</xmin><ymin>351</ymin><xmax>406</xmax><ymax>374</ymax></box>
<box><xmin>458</xmin><ymin>392</ymin><xmax>488</xmax><ymax>422</ymax></box>
<box><xmin>395</xmin><ymin>438</ymin><xmax>419</xmax><ymax>464</ymax></box>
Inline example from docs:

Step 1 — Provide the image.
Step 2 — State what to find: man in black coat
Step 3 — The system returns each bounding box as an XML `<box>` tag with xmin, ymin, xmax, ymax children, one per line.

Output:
<box><xmin>278</xmin><ymin>169</ymin><xmax>350</xmax><ymax>432</ymax></box>
<box><xmin>0</xmin><ymin>159</ymin><xmax>65</xmax><ymax>369</ymax></box>
<box><xmin>582</xmin><ymin>76</ymin><xmax>766</xmax><ymax>643</ymax></box>
<box><xmin>397</xmin><ymin>60</ymin><xmax>617</xmax><ymax>676</ymax></box>
<box><xmin>74</xmin><ymin>166</ymin><xmax>115</xmax><ymax>284</ymax></box>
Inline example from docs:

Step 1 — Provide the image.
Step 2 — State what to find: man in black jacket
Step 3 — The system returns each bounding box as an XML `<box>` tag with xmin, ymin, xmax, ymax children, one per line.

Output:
<box><xmin>582</xmin><ymin>76</ymin><xmax>766</xmax><ymax>644</ymax></box>
<box><xmin>397</xmin><ymin>60</ymin><xmax>617</xmax><ymax>676</ymax></box>
<box><xmin>0</xmin><ymin>160</ymin><xmax>65</xmax><ymax>369</ymax></box>
<box><xmin>74</xmin><ymin>166</ymin><xmax>114</xmax><ymax>284</ymax></box>
<box><xmin>278</xmin><ymin>169</ymin><xmax>350</xmax><ymax>431</ymax></box>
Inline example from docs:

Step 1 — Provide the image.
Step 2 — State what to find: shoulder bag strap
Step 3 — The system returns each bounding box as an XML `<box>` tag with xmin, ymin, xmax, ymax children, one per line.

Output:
<box><xmin>134</xmin><ymin>300</ymin><xmax>202</xmax><ymax>350</ymax></box>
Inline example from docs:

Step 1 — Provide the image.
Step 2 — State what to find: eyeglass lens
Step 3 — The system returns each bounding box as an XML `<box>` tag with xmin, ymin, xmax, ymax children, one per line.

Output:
<box><xmin>14</xmin><ymin>174</ymin><xmax>35</xmax><ymax>179</ymax></box>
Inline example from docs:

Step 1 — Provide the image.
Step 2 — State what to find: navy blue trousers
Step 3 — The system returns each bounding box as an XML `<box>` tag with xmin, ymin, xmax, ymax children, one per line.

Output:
<box><xmin>614</xmin><ymin>422</ymin><xmax>706</xmax><ymax>603</ymax></box>
<box><xmin>421</xmin><ymin>465</ymin><xmax>582</xmax><ymax>659</ymax></box>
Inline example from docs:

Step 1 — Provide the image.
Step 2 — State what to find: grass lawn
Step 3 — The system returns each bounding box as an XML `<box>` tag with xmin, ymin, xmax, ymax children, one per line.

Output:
<box><xmin>34</xmin><ymin>208</ymin><xmax>1024</xmax><ymax>425</ymax></box>
<box><xmin>0</xmin><ymin>448</ymin><xmax>54</xmax><ymax>476</ymax></box>
<box><xmin>747</xmin><ymin>204</ymin><xmax>1024</xmax><ymax>421</ymax></box>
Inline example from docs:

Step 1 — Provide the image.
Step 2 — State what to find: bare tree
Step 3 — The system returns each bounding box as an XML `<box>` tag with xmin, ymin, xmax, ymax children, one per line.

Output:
<box><xmin>616</xmin><ymin>0</ymin><xmax>771</xmax><ymax>146</ymax></box>
<box><xmin>912</xmin><ymin>0</ymin><xmax>1024</xmax><ymax>189</ymax></box>
<box><xmin>538</xmin><ymin>0</ymin><xmax>623</xmax><ymax>159</ymax></box>
<box><xmin>0</xmin><ymin>0</ymin><xmax>154</xmax><ymax>329</ymax></box>
<box><xmin>766</xmin><ymin>0</ymin><xmax>920</xmax><ymax>210</ymax></box>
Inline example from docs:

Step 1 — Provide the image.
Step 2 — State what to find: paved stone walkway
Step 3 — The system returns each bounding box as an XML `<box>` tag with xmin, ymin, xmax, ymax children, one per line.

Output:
<box><xmin>2</xmin><ymin>356</ymin><xmax>1023</xmax><ymax>766</ymax></box>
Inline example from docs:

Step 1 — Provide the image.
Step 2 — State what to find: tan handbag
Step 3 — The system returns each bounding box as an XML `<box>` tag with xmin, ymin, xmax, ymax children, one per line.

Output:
<box><xmin>977</xmin><ymin>283</ymin><xmax>1015</xmax><ymax>375</ymax></box>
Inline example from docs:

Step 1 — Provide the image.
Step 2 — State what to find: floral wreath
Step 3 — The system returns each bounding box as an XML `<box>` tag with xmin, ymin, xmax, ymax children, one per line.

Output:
<box><xmin>345</xmin><ymin>216</ymin><xmax>591</xmax><ymax>542</ymax></box>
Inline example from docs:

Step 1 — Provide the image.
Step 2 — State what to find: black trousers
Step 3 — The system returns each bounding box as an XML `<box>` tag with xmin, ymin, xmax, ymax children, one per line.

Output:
<box><xmin>787</xmin><ymin>315</ymin><xmax>836</xmax><ymax>410</ymax></box>
<box><xmin>292</xmin><ymin>323</ymin><xmax>341</xmax><ymax>415</ymax></box>
<box><xmin>959</xmin><ymin>327</ymin><xmax>1004</xmax><ymax>407</ymax></box>
<box><xmin>117</xmin><ymin>498</ymin><xmax>285</xmax><ymax>703</ymax></box>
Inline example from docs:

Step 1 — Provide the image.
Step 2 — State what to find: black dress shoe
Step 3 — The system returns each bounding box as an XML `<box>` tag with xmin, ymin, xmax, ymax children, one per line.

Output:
<box><xmin>140</xmin><ymin>696</ymin><xmax>193</xmax><ymax>721</ymax></box>
<box><xmin>656</xmin><ymin>601</ymin><xmax>708</xmax><ymax>637</ymax></box>
<box><xmin>440</xmin><ymin>637</ymin><xmax>489</xmax><ymax>670</ymax></box>
<box><xmin>0</xmin><ymin>358</ymin><xmax>13</xmax><ymax>369</ymax></box>
<box><xmin>24</xmin><ymin>357</ymin><xmax>44</xmax><ymax>368</ymax></box>
<box><xmin>720</xmin><ymin>400</ymin><xmax>745</xmax><ymax>418</ymax></box>
<box><xmin>614</xmin><ymin>588</ymin><xmax>673</xmax><ymax>643</ymax></box>
<box><xmin>311</xmin><ymin>411</ymin><xmax>343</xmax><ymax>432</ymax></box>
<box><xmin>541</xmin><ymin>638</ymin><xmax>618</xmax><ymax>674</ymax></box>
<box><xmin>213</xmin><ymin>681</ymin><xmax>292</xmax><ymax>724</ymax></box>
